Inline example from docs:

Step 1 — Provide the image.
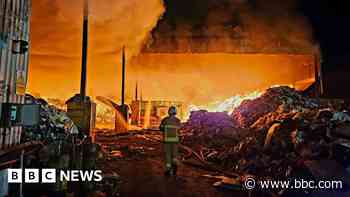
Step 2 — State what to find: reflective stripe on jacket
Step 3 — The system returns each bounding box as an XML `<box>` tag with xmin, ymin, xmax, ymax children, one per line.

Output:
<box><xmin>164</xmin><ymin>125</ymin><xmax>180</xmax><ymax>142</ymax></box>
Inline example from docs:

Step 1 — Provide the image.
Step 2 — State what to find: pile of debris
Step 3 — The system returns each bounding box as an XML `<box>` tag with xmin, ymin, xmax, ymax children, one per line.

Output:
<box><xmin>232</xmin><ymin>86</ymin><xmax>319</xmax><ymax>128</ymax></box>
<box><xmin>181</xmin><ymin>110</ymin><xmax>249</xmax><ymax>148</ymax></box>
<box><xmin>181</xmin><ymin>110</ymin><xmax>237</xmax><ymax>137</ymax></box>
<box><xmin>22</xmin><ymin>94</ymin><xmax>78</xmax><ymax>142</ymax></box>
<box><xmin>180</xmin><ymin>86</ymin><xmax>350</xmax><ymax>189</ymax></box>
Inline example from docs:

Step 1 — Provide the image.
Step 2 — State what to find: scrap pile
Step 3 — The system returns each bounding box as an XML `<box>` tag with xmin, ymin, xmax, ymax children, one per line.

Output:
<box><xmin>22</xmin><ymin>94</ymin><xmax>78</xmax><ymax>142</ymax></box>
<box><xmin>182</xmin><ymin>110</ymin><xmax>238</xmax><ymax>137</ymax></box>
<box><xmin>181</xmin><ymin>110</ymin><xmax>249</xmax><ymax>149</ymax></box>
<box><xmin>231</xmin><ymin>86</ymin><xmax>319</xmax><ymax>128</ymax></box>
<box><xmin>181</xmin><ymin>86</ymin><xmax>350</xmax><ymax>185</ymax></box>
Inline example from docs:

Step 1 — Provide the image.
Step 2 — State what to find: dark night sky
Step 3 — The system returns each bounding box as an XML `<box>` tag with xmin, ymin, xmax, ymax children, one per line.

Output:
<box><xmin>299</xmin><ymin>1</ymin><xmax>350</xmax><ymax>97</ymax></box>
<box><xmin>300</xmin><ymin>1</ymin><xmax>350</xmax><ymax>70</ymax></box>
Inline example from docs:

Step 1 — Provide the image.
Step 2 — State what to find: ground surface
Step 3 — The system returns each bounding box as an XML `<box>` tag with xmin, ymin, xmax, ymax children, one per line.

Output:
<box><xmin>98</xmin><ymin>130</ymin><xmax>251</xmax><ymax>197</ymax></box>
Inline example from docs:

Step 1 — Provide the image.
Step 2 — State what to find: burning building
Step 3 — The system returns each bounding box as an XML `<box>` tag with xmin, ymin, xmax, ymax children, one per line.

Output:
<box><xmin>130</xmin><ymin>0</ymin><xmax>321</xmax><ymax>109</ymax></box>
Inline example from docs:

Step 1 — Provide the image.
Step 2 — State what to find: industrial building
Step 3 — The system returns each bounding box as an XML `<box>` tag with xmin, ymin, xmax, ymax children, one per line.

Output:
<box><xmin>1</xmin><ymin>0</ymin><xmax>350</xmax><ymax>196</ymax></box>
<box><xmin>1</xmin><ymin>1</ymin><xmax>31</xmax><ymax>196</ymax></box>
<box><xmin>0</xmin><ymin>0</ymin><xmax>31</xmax><ymax>150</ymax></box>
<box><xmin>130</xmin><ymin>0</ymin><xmax>323</xmax><ymax>98</ymax></box>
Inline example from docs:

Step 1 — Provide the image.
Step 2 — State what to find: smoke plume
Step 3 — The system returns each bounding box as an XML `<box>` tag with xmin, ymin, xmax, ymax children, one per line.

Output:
<box><xmin>144</xmin><ymin>0</ymin><xmax>315</xmax><ymax>53</ymax></box>
<box><xmin>29</xmin><ymin>0</ymin><xmax>165</xmax><ymax>99</ymax></box>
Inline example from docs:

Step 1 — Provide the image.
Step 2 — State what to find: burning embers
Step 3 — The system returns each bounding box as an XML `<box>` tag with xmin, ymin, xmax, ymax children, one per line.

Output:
<box><xmin>188</xmin><ymin>90</ymin><xmax>263</xmax><ymax>114</ymax></box>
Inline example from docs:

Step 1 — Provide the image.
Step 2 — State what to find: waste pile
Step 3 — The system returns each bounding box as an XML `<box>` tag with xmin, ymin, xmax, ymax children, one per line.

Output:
<box><xmin>231</xmin><ymin>86</ymin><xmax>320</xmax><ymax>128</ymax></box>
<box><xmin>180</xmin><ymin>86</ymin><xmax>350</xmax><ymax>191</ymax></box>
<box><xmin>181</xmin><ymin>110</ymin><xmax>250</xmax><ymax>149</ymax></box>
<box><xmin>181</xmin><ymin>110</ymin><xmax>238</xmax><ymax>137</ymax></box>
<box><xmin>22</xmin><ymin>94</ymin><xmax>78</xmax><ymax>142</ymax></box>
<box><xmin>18</xmin><ymin>95</ymin><xmax>116</xmax><ymax>196</ymax></box>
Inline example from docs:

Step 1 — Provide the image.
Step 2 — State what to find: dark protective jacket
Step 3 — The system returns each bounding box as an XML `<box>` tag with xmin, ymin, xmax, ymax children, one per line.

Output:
<box><xmin>160</xmin><ymin>115</ymin><xmax>181</xmax><ymax>143</ymax></box>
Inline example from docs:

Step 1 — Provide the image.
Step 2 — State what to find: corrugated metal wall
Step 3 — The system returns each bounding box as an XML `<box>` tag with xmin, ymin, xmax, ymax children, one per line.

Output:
<box><xmin>0</xmin><ymin>0</ymin><xmax>31</xmax><ymax>149</ymax></box>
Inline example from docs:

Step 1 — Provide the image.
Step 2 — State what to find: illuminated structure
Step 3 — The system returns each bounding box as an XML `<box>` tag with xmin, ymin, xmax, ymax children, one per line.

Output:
<box><xmin>130</xmin><ymin>85</ymin><xmax>184</xmax><ymax>129</ymax></box>
<box><xmin>131</xmin><ymin>100</ymin><xmax>184</xmax><ymax>129</ymax></box>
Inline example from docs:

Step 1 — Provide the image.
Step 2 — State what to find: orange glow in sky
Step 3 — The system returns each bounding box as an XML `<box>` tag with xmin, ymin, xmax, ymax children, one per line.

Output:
<box><xmin>28</xmin><ymin>0</ymin><xmax>314</xmax><ymax>106</ymax></box>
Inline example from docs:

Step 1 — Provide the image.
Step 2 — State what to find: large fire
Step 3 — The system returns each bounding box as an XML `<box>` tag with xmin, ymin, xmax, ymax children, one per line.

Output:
<box><xmin>28</xmin><ymin>0</ymin><xmax>316</xmax><ymax>102</ymax></box>
<box><xmin>188</xmin><ymin>90</ymin><xmax>264</xmax><ymax>115</ymax></box>
<box><xmin>28</xmin><ymin>0</ymin><xmax>318</xmax><ymax>130</ymax></box>
<box><xmin>40</xmin><ymin>84</ymin><xmax>307</xmax><ymax>130</ymax></box>
<box><xmin>130</xmin><ymin>53</ymin><xmax>315</xmax><ymax>106</ymax></box>
<box><xmin>187</xmin><ymin>84</ymin><xmax>298</xmax><ymax>117</ymax></box>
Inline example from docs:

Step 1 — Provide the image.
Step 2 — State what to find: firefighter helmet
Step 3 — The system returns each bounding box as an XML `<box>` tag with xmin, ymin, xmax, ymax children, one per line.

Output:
<box><xmin>168</xmin><ymin>106</ymin><xmax>177</xmax><ymax>116</ymax></box>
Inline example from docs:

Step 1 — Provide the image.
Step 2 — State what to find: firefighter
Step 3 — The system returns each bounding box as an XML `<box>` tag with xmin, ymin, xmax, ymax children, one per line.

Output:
<box><xmin>159</xmin><ymin>106</ymin><xmax>181</xmax><ymax>176</ymax></box>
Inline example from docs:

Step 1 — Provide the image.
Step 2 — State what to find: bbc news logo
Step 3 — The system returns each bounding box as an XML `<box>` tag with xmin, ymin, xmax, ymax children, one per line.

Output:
<box><xmin>8</xmin><ymin>169</ymin><xmax>103</xmax><ymax>183</ymax></box>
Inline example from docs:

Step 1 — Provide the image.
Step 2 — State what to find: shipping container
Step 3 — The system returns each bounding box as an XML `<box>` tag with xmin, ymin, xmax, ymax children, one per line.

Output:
<box><xmin>0</xmin><ymin>0</ymin><xmax>31</xmax><ymax>149</ymax></box>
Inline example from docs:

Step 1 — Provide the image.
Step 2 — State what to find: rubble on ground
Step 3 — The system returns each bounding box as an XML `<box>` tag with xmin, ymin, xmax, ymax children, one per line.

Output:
<box><xmin>22</xmin><ymin>94</ymin><xmax>78</xmax><ymax>142</ymax></box>
<box><xmin>180</xmin><ymin>86</ymin><xmax>350</xmax><ymax>188</ymax></box>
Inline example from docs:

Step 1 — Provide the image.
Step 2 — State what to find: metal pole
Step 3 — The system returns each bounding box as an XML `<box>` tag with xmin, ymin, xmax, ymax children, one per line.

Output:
<box><xmin>80</xmin><ymin>0</ymin><xmax>89</xmax><ymax>101</ymax></box>
<box><xmin>138</xmin><ymin>89</ymin><xmax>142</xmax><ymax>126</ymax></box>
<box><xmin>314</xmin><ymin>53</ymin><xmax>324</xmax><ymax>97</ymax></box>
<box><xmin>121</xmin><ymin>46</ymin><xmax>126</xmax><ymax>106</ymax></box>
<box><xmin>314</xmin><ymin>55</ymin><xmax>320</xmax><ymax>97</ymax></box>
<box><xmin>135</xmin><ymin>81</ymin><xmax>138</xmax><ymax>101</ymax></box>
<box><xmin>20</xmin><ymin>150</ymin><xmax>24</xmax><ymax>197</ymax></box>
<box><xmin>318</xmin><ymin>54</ymin><xmax>324</xmax><ymax>96</ymax></box>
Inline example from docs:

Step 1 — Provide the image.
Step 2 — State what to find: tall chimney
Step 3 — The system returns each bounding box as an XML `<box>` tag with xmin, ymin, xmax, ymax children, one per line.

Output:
<box><xmin>121</xmin><ymin>46</ymin><xmax>126</xmax><ymax>106</ymax></box>
<box><xmin>80</xmin><ymin>0</ymin><xmax>89</xmax><ymax>101</ymax></box>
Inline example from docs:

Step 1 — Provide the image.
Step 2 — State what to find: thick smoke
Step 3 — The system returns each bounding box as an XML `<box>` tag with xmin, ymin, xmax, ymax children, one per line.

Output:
<box><xmin>238</xmin><ymin>0</ymin><xmax>315</xmax><ymax>53</ymax></box>
<box><xmin>130</xmin><ymin>0</ymin><xmax>317</xmax><ymax>105</ymax></box>
<box><xmin>144</xmin><ymin>0</ymin><xmax>315</xmax><ymax>53</ymax></box>
<box><xmin>29</xmin><ymin>0</ymin><xmax>165</xmax><ymax>99</ymax></box>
